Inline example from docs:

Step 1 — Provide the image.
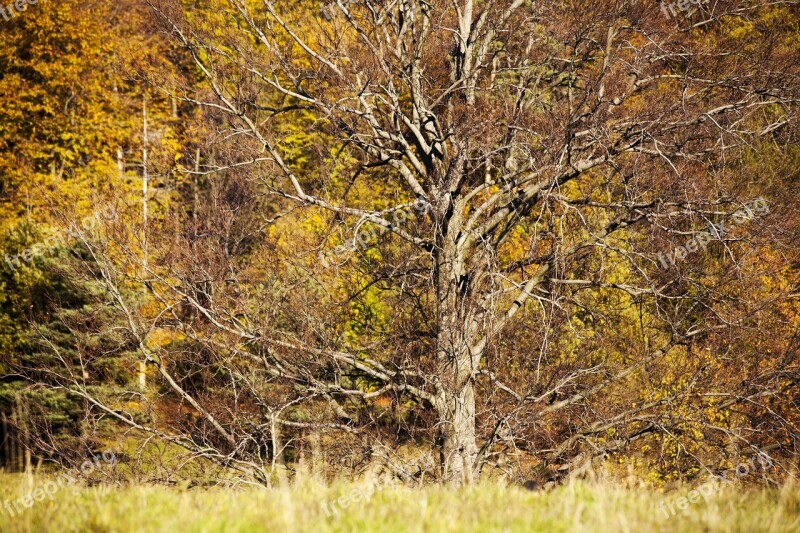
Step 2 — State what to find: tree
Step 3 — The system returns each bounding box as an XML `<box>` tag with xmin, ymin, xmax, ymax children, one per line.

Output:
<box><xmin>44</xmin><ymin>0</ymin><xmax>799</xmax><ymax>484</ymax></box>
<box><xmin>0</xmin><ymin>0</ymin><xmax>186</xmax><ymax>471</ymax></box>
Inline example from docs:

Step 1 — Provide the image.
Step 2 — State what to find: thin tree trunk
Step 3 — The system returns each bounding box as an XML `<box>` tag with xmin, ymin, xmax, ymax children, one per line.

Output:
<box><xmin>309</xmin><ymin>431</ymin><xmax>322</xmax><ymax>476</ymax></box>
<box><xmin>10</xmin><ymin>410</ymin><xmax>18</xmax><ymax>472</ymax></box>
<box><xmin>1</xmin><ymin>411</ymin><xmax>8</xmax><ymax>470</ymax></box>
<box><xmin>20</xmin><ymin>401</ymin><xmax>30</xmax><ymax>473</ymax></box>
<box><xmin>11</xmin><ymin>401</ymin><xmax>22</xmax><ymax>472</ymax></box>
<box><xmin>138</xmin><ymin>361</ymin><xmax>147</xmax><ymax>391</ymax></box>
<box><xmin>271</xmin><ymin>414</ymin><xmax>284</xmax><ymax>467</ymax></box>
<box><xmin>139</xmin><ymin>96</ymin><xmax>149</xmax><ymax>391</ymax></box>
<box><xmin>142</xmin><ymin>96</ymin><xmax>149</xmax><ymax>267</ymax></box>
<box><xmin>193</xmin><ymin>147</ymin><xmax>200</xmax><ymax>222</ymax></box>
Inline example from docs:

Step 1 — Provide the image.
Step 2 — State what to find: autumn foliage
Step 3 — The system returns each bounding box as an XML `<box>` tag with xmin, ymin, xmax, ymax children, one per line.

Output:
<box><xmin>0</xmin><ymin>0</ymin><xmax>798</xmax><ymax>487</ymax></box>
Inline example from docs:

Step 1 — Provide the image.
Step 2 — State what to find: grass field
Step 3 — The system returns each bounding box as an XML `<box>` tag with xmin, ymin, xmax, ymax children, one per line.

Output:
<box><xmin>0</xmin><ymin>474</ymin><xmax>799</xmax><ymax>532</ymax></box>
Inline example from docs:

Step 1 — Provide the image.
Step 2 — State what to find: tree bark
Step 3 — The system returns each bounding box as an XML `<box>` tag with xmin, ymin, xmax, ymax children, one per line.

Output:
<box><xmin>437</xmin><ymin>380</ymin><xmax>479</xmax><ymax>485</ymax></box>
<box><xmin>433</xmin><ymin>181</ymin><xmax>483</xmax><ymax>484</ymax></box>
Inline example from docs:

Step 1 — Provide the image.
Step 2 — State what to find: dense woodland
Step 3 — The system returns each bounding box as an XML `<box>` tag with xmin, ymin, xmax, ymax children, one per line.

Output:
<box><xmin>0</xmin><ymin>0</ymin><xmax>799</xmax><ymax>487</ymax></box>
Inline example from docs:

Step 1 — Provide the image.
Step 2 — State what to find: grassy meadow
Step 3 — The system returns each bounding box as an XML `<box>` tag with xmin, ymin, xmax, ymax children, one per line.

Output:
<box><xmin>0</xmin><ymin>474</ymin><xmax>798</xmax><ymax>532</ymax></box>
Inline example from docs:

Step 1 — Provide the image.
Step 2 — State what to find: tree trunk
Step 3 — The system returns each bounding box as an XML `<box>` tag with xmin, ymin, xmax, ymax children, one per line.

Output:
<box><xmin>11</xmin><ymin>400</ymin><xmax>23</xmax><ymax>472</ymax></box>
<box><xmin>434</xmin><ymin>182</ymin><xmax>483</xmax><ymax>484</ymax></box>
<box><xmin>271</xmin><ymin>415</ymin><xmax>285</xmax><ymax>468</ymax></box>
<box><xmin>437</xmin><ymin>380</ymin><xmax>479</xmax><ymax>484</ymax></box>
<box><xmin>1</xmin><ymin>411</ymin><xmax>9</xmax><ymax>470</ymax></box>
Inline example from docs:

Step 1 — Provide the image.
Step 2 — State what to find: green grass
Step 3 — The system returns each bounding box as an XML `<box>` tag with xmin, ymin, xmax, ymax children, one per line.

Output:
<box><xmin>0</xmin><ymin>474</ymin><xmax>798</xmax><ymax>532</ymax></box>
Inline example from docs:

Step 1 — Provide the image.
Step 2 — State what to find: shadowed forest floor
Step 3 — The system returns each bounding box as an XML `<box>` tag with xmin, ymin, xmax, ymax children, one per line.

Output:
<box><xmin>0</xmin><ymin>475</ymin><xmax>798</xmax><ymax>532</ymax></box>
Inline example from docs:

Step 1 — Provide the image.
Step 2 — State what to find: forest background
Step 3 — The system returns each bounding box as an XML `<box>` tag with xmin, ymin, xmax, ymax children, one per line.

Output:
<box><xmin>0</xmin><ymin>0</ymin><xmax>798</xmax><ymax>492</ymax></box>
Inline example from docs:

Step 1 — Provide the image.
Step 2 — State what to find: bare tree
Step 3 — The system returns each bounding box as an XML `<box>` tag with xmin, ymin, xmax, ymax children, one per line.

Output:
<box><xmin>37</xmin><ymin>0</ymin><xmax>799</xmax><ymax>484</ymax></box>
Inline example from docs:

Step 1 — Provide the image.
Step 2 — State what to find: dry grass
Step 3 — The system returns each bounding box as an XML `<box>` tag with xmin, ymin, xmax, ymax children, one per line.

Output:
<box><xmin>0</xmin><ymin>474</ymin><xmax>798</xmax><ymax>532</ymax></box>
